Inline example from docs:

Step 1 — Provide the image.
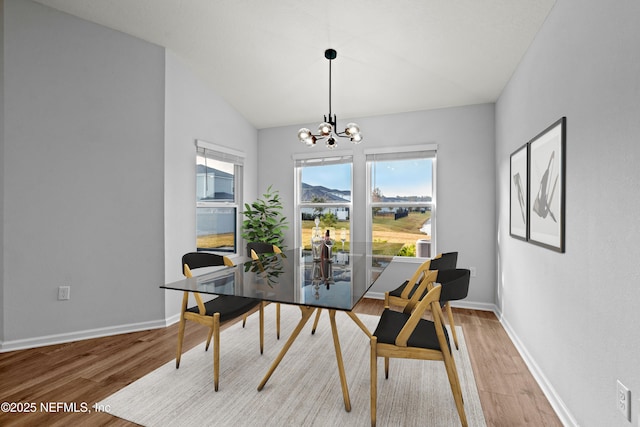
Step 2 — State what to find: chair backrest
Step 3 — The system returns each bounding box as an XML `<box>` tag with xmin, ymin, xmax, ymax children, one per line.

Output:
<box><xmin>180</xmin><ymin>252</ymin><xmax>234</xmax><ymax>315</ymax></box>
<box><xmin>430</xmin><ymin>252</ymin><xmax>458</xmax><ymax>270</ymax></box>
<box><xmin>181</xmin><ymin>252</ymin><xmax>233</xmax><ymax>277</ymax></box>
<box><xmin>399</xmin><ymin>252</ymin><xmax>458</xmax><ymax>299</ymax></box>
<box><xmin>402</xmin><ymin>268</ymin><xmax>469</xmax><ymax>314</ymax></box>
<box><xmin>247</xmin><ymin>242</ymin><xmax>282</xmax><ymax>259</ymax></box>
<box><xmin>436</xmin><ymin>268</ymin><xmax>470</xmax><ymax>302</ymax></box>
<box><xmin>396</xmin><ymin>273</ymin><xmax>446</xmax><ymax>346</ymax></box>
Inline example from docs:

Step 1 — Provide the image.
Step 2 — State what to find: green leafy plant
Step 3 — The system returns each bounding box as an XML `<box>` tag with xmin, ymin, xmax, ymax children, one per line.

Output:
<box><xmin>243</xmin><ymin>254</ymin><xmax>285</xmax><ymax>287</ymax></box>
<box><xmin>321</xmin><ymin>212</ymin><xmax>338</xmax><ymax>228</ymax></box>
<box><xmin>241</xmin><ymin>185</ymin><xmax>288</xmax><ymax>249</ymax></box>
<box><xmin>397</xmin><ymin>244</ymin><xmax>416</xmax><ymax>257</ymax></box>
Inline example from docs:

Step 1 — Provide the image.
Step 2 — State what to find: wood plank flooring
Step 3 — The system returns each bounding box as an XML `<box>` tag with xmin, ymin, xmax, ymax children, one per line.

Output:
<box><xmin>0</xmin><ymin>299</ymin><xmax>561</xmax><ymax>426</ymax></box>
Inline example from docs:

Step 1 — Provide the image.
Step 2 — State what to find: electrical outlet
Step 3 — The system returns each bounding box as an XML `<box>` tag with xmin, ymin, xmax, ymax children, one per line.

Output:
<box><xmin>469</xmin><ymin>267</ymin><xmax>477</xmax><ymax>277</ymax></box>
<box><xmin>617</xmin><ymin>380</ymin><xmax>631</xmax><ymax>421</ymax></box>
<box><xmin>58</xmin><ymin>286</ymin><xmax>70</xmax><ymax>301</ymax></box>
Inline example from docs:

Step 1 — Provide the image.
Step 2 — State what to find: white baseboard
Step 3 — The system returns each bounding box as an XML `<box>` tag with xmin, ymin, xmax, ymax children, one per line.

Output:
<box><xmin>369</xmin><ymin>292</ymin><xmax>575</xmax><ymax>425</ymax></box>
<box><xmin>0</xmin><ymin>319</ymin><xmax>169</xmax><ymax>353</ymax></box>
<box><xmin>499</xmin><ymin>315</ymin><xmax>578</xmax><ymax>427</ymax></box>
<box><xmin>365</xmin><ymin>291</ymin><xmax>497</xmax><ymax>313</ymax></box>
<box><xmin>364</xmin><ymin>291</ymin><xmax>386</xmax><ymax>300</ymax></box>
<box><xmin>165</xmin><ymin>313</ymin><xmax>181</xmax><ymax>326</ymax></box>
<box><xmin>0</xmin><ymin>296</ymin><xmax>493</xmax><ymax>353</ymax></box>
<box><xmin>0</xmin><ymin>295</ymin><xmax>581</xmax><ymax>427</ymax></box>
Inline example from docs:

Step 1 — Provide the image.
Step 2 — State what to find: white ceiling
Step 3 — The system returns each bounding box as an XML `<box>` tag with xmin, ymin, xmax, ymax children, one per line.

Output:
<box><xmin>34</xmin><ymin>0</ymin><xmax>555</xmax><ymax>130</ymax></box>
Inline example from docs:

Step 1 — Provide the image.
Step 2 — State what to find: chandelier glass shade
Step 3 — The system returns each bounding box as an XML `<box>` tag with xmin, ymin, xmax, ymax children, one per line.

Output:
<box><xmin>297</xmin><ymin>49</ymin><xmax>363</xmax><ymax>149</ymax></box>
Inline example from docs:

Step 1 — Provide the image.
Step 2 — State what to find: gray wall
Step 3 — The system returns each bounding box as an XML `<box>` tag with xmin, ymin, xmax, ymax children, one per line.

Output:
<box><xmin>496</xmin><ymin>0</ymin><xmax>640</xmax><ymax>425</ymax></box>
<box><xmin>163</xmin><ymin>49</ymin><xmax>258</xmax><ymax>319</ymax></box>
<box><xmin>2</xmin><ymin>0</ymin><xmax>165</xmax><ymax>346</ymax></box>
<box><xmin>0</xmin><ymin>0</ymin><xmax>5</xmax><ymax>343</ymax></box>
<box><xmin>258</xmin><ymin>104</ymin><xmax>496</xmax><ymax>306</ymax></box>
<box><xmin>5</xmin><ymin>1</ymin><xmax>639</xmax><ymax>424</ymax></box>
<box><xmin>0</xmin><ymin>0</ymin><xmax>260</xmax><ymax>348</ymax></box>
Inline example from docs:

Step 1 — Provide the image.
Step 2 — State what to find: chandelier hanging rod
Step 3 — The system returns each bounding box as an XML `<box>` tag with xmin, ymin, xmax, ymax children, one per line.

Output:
<box><xmin>297</xmin><ymin>48</ymin><xmax>363</xmax><ymax>149</ymax></box>
<box><xmin>326</xmin><ymin>48</ymin><xmax>335</xmax><ymax>120</ymax></box>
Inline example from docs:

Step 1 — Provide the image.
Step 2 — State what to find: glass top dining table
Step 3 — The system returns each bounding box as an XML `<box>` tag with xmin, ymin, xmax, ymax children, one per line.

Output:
<box><xmin>161</xmin><ymin>243</ymin><xmax>382</xmax><ymax>312</ymax></box>
<box><xmin>161</xmin><ymin>243</ymin><xmax>387</xmax><ymax>413</ymax></box>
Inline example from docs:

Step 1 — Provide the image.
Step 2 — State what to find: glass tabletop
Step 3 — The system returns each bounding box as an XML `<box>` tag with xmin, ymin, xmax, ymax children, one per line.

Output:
<box><xmin>161</xmin><ymin>243</ymin><xmax>384</xmax><ymax>311</ymax></box>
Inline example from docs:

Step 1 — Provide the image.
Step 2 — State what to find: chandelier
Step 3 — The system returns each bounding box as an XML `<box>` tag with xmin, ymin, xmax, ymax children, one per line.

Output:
<box><xmin>297</xmin><ymin>49</ymin><xmax>363</xmax><ymax>149</ymax></box>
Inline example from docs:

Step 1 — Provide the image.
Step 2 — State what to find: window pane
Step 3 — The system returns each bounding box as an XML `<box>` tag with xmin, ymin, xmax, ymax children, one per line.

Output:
<box><xmin>197</xmin><ymin>207</ymin><xmax>236</xmax><ymax>252</ymax></box>
<box><xmin>370</xmin><ymin>154</ymin><xmax>434</xmax><ymax>259</ymax></box>
<box><xmin>371</xmin><ymin>158</ymin><xmax>433</xmax><ymax>201</ymax></box>
<box><xmin>196</xmin><ymin>155</ymin><xmax>235</xmax><ymax>202</ymax></box>
<box><xmin>301</xmin><ymin>163</ymin><xmax>351</xmax><ymax>203</ymax></box>
<box><xmin>299</xmin><ymin>161</ymin><xmax>351</xmax><ymax>252</ymax></box>
<box><xmin>301</xmin><ymin>212</ymin><xmax>351</xmax><ymax>252</ymax></box>
<box><xmin>371</xmin><ymin>207</ymin><xmax>432</xmax><ymax>257</ymax></box>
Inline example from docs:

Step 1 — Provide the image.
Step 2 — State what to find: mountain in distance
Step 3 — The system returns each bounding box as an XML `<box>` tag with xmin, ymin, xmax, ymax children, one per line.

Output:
<box><xmin>377</xmin><ymin>194</ymin><xmax>432</xmax><ymax>203</ymax></box>
<box><xmin>302</xmin><ymin>183</ymin><xmax>350</xmax><ymax>202</ymax></box>
<box><xmin>302</xmin><ymin>183</ymin><xmax>432</xmax><ymax>203</ymax></box>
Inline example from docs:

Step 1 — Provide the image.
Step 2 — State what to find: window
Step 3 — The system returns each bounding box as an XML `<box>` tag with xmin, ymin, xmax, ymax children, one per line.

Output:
<box><xmin>196</xmin><ymin>140</ymin><xmax>244</xmax><ymax>253</ymax></box>
<box><xmin>366</xmin><ymin>146</ymin><xmax>436</xmax><ymax>264</ymax></box>
<box><xmin>294</xmin><ymin>155</ymin><xmax>353</xmax><ymax>252</ymax></box>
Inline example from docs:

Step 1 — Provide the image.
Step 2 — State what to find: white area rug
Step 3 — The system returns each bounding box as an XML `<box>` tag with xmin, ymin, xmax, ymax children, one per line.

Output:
<box><xmin>100</xmin><ymin>304</ymin><xmax>486</xmax><ymax>426</ymax></box>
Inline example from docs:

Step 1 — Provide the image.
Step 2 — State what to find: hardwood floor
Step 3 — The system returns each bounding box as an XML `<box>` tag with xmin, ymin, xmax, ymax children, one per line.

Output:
<box><xmin>0</xmin><ymin>299</ymin><xmax>561</xmax><ymax>426</ymax></box>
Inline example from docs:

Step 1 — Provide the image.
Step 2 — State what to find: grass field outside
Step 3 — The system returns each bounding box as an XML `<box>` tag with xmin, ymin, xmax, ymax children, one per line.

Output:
<box><xmin>197</xmin><ymin>211</ymin><xmax>430</xmax><ymax>257</ymax></box>
<box><xmin>197</xmin><ymin>233</ymin><xmax>234</xmax><ymax>251</ymax></box>
<box><xmin>301</xmin><ymin>211</ymin><xmax>430</xmax><ymax>256</ymax></box>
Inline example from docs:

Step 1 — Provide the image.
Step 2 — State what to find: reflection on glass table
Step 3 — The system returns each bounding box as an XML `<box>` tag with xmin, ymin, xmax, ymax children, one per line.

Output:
<box><xmin>161</xmin><ymin>243</ymin><xmax>386</xmax><ymax>413</ymax></box>
<box><xmin>163</xmin><ymin>244</ymin><xmax>377</xmax><ymax>311</ymax></box>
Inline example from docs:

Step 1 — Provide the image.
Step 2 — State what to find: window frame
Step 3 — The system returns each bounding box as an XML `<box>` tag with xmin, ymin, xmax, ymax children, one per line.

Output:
<box><xmin>365</xmin><ymin>144</ymin><xmax>437</xmax><ymax>259</ymax></box>
<box><xmin>195</xmin><ymin>139</ymin><xmax>245</xmax><ymax>255</ymax></box>
<box><xmin>293</xmin><ymin>152</ymin><xmax>354</xmax><ymax>250</ymax></box>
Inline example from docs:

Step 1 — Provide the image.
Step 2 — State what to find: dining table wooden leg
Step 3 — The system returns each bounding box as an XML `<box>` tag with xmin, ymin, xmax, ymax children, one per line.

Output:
<box><xmin>329</xmin><ymin>309</ymin><xmax>351</xmax><ymax>412</ymax></box>
<box><xmin>257</xmin><ymin>306</ymin><xmax>315</xmax><ymax>391</ymax></box>
<box><xmin>345</xmin><ymin>311</ymin><xmax>372</xmax><ymax>338</ymax></box>
<box><xmin>276</xmin><ymin>303</ymin><xmax>281</xmax><ymax>339</ymax></box>
<box><xmin>311</xmin><ymin>307</ymin><xmax>322</xmax><ymax>334</ymax></box>
<box><xmin>259</xmin><ymin>302</ymin><xmax>264</xmax><ymax>354</ymax></box>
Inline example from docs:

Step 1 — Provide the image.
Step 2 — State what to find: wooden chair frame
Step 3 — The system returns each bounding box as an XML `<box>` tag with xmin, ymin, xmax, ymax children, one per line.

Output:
<box><xmin>249</xmin><ymin>243</ymin><xmax>282</xmax><ymax>339</ymax></box>
<box><xmin>175</xmin><ymin>255</ymin><xmax>264</xmax><ymax>391</ymax></box>
<box><xmin>371</xmin><ymin>270</ymin><xmax>467</xmax><ymax>426</ymax></box>
<box><xmin>383</xmin><ymin>253</ymin><xmax>462</xmax><ymax>350</ymax></box>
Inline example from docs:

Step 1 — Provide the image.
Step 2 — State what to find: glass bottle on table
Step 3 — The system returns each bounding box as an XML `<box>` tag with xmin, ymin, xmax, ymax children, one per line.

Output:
<box><xmin>311</xmin><ymin>227</ymin><xmax>323</xmax><ymax>260</ymax></box>
<box><xmin>323</xmin><ymin>229</ymin><xmax>335</xmax><ymax>261</ymax></box>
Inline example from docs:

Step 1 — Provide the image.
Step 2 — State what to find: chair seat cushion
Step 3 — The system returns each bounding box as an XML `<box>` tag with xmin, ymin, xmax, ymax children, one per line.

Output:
<box><xmin>373</xmin><ymin>309</ymin><xmax>450</xmax><ymax>351</ymax></box>
<box><xmin>388</xmin><ymin>280</ymin><xmax>414</xmax><ymax>298</ymax></box>
<box><xmin>187</xmin><ymin>295</ymin><xmax>260</xmax><ymax>322</ymax></box>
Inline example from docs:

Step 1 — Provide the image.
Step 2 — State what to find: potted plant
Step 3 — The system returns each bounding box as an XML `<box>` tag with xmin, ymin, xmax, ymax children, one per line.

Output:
<box><xmin>241</xmin><ymin>185</ymin><xmax>288</xmax><ymax>250</ymax></box>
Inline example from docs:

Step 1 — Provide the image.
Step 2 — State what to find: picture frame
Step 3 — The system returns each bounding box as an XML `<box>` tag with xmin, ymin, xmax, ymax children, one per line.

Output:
<box><xmin>509</xmin><ymin>143</ymin><xmax>528</xmax><ymax>241</ymax></box>
<box><xmin>527</xmin><ymin>117</ymin><xmax>566</xmax><ymax>252</ymax></box>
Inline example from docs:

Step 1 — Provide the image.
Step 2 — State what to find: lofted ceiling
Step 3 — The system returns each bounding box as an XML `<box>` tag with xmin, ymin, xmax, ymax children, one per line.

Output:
<box><xmin>34</xmin><ymin>0</ymin><xmax>555</xmax><ymax>129</ymax></box>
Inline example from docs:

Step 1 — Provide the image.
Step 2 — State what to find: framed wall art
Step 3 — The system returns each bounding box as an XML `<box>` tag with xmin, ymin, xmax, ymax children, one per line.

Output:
<box><xmin>510</xmin><ymin>143</ymin><xmax>528</xmax><ymax>241</ymax></box>
<box><xmin>527</xmin><ymin>117</ymin><xmax>566</xmax><ymax>252</ymax></box>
